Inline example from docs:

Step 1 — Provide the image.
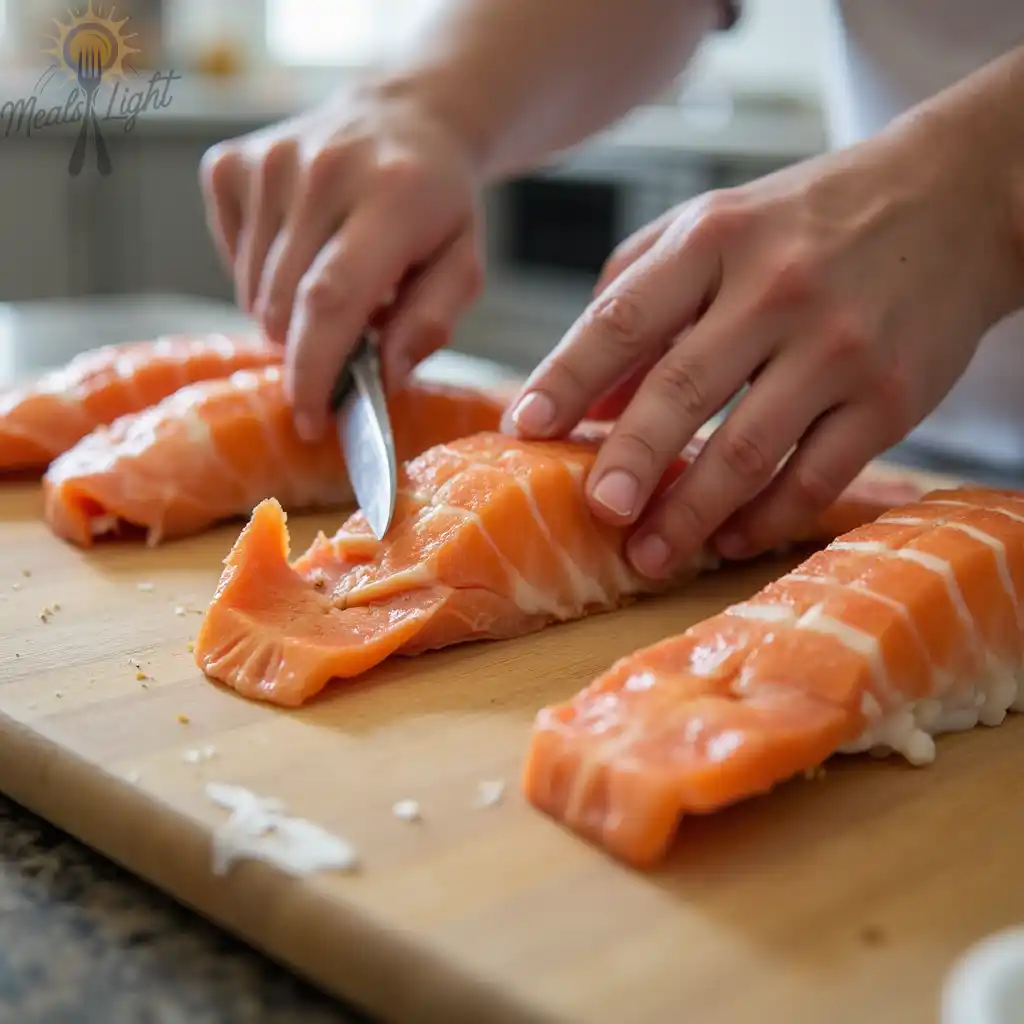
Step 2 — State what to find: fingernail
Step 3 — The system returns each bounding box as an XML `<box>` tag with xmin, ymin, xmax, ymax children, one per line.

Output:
<box><xmin>294</xmin><ymin>412</ymin><xmax>321</xmax><ymax>443</ymax></box>
<box><xmin>714</xmin><ymin>530</ymin><xmax>751</xmax><ymax>560</ymax></box>
<box><xmin>628</xmin><ymin>533</ymin><xmax>672</xmax><ymax>579</ymax></box>
<box><xmin>508</xmin><ymin>392</ymin><xmax>556</xmax><ymax>437</ymax></box>
<box><xmin>591</xmin><ymin>470</ymin><xmax>639</xmax><ymax>518</ymax></box>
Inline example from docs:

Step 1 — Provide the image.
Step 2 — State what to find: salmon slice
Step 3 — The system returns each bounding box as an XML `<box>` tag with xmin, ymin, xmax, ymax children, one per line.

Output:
<box><xmin>43</xmin><ymin>366</ymin><xmax>510</xmax><ymax>546</ymax></box>
<box><xmin>523</xmin><ymin>487</ymin><xmax>1024</xmax><ymax>868</ymax></box>
<box><xmin>0</xmin><ymin>333</ymin><xmax>280</xmax><ymax>473</ymax></box>
<box><xmin>194</xmin><ymin>430</ymin><xmax>945</xmax><ymax>708</ymax></box>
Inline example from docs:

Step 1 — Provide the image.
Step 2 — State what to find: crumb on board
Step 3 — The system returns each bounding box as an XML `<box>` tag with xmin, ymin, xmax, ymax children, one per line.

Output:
<box><xmin>473</xmin><ymin>779</ymin><xmax>505</xmax><ymax>809</ymax></box>
<box><xmin>38</xmin><ymin>604</ymin><xmax>59</xmax><ymax>623</ymax></box>
<box><xmin>174</xmin><ymin>605</ymin><xmax>186</xmax><ymax>616</ymax></box>
<box><xmin>125</xmin><ymin>770</ymin><xmax>141</xmax><ymax>783</ymax></box>
<box><xmin>137</xmin><ymin>582</ymin><xmax>154</xmax><ymax>592</ymax></box>
<box><xmin>392</xmin><ymin>799</ymin><xmax>422</xmax><ymax>823</ymax></box>
<box><xmin>186</xmin><ymin>641</ymin><xmax>195</xmax><ymax>653</ymax></box>
<box><xmin>11</xmin><ymin>582</ymin><xmax>20</xmax><ymax>591</ymax></box>
<box><xmin>182</xmin><ymin>745</ymin><xmax>217</xmax><ymax>764</ymax></box>
<box><xmin>860</xmin><ymin>924</ymin><xmax>886</xmax><ymax>946</ymax></box>
<box><xmin>135</xmin><ymin>670</ymin><xmax>148</xmax><ymax>681</ymax></box>
<box><xmin>176</xmin><ymin>713</ymin><xmax>190</xmax><ymax>725</ymax></box>
<box><xmin>54</xmin><ymin>691</ymin><xmax>63</xmax><ymax>699</ymax></box>
<box><xmin>21</xmin><ymin>569</ymin><xmax>30</xmax><ymax>577</ymax></box>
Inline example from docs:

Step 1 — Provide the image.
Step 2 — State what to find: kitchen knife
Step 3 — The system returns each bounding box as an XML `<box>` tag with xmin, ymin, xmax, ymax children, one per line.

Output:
<box><xmin>328</xmin><ymin>330</ymin><xmax>398</xmax><ymax>540</ymax></box>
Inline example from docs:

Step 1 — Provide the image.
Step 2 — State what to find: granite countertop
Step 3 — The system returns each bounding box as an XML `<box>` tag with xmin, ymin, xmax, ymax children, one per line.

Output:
<box><xmin>0</xmin><ymin>794</ymin><xmax>368</xmax><ymax>1023</ymax></box>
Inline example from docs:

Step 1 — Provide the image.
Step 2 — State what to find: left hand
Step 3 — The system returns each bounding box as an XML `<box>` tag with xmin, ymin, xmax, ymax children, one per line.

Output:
<box><xmin>503</xmin><ymin>117</ymin><xmax>1024</xmax><ymax>579</ymax></box>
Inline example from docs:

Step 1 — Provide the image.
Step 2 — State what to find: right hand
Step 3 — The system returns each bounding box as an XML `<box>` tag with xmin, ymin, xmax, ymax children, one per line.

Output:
<box><xmin>199</xmin><ymin>81</ymin><xmax>485</xmax><ymax>442</ymax></box>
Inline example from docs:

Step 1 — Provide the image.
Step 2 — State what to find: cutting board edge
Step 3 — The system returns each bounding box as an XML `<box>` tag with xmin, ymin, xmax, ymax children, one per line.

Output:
<box><xmin>0</xmin><ymin>711</ymin><xmax>561</xmax><ymax>1024</ymax></box>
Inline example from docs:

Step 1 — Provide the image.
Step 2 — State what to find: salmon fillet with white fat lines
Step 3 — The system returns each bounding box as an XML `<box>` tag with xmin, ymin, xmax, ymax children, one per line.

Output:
<box><xmin>523</xmin><ymin>486</ymin><xmax>1024</xmax><ymax>868</ymax></box>
<box><xmin>43</xmin><ymin>365</ymin><xmax>510</xmax><ymax>546</ymax></box>
<box><xmin>194</xmin><ymin>429</ymin><xmax>940</xmax><ymax>708</ymax></box>
<box><xmin>0</xmin><ymin>333</ymin><xmax>280</xmax><ymax>472</ymax></box>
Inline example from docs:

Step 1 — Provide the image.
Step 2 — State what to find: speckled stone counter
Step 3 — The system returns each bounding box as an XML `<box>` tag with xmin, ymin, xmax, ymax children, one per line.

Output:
<box><xmin>0</xmin><ymin>794</ymin><xmax>371</xmax><ymax>1023</ymax></box>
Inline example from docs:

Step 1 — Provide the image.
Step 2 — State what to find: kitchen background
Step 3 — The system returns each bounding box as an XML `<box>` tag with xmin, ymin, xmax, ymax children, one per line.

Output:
<box><xmin>0</xmin><ymin>0</ymin><xmax>829</xmax><ymax>373</ymax></box>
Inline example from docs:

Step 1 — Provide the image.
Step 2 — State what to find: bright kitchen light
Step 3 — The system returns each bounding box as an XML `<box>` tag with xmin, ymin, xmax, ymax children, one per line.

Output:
<box><xmin>266</xmin><ymin>0</ymin><xmax>439</xmax><ymax>65</ymax></box>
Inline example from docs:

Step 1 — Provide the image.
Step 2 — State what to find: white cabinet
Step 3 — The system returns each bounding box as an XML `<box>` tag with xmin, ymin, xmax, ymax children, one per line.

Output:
<box><xmin>0</xmin><ymin>129</ymin><xmax>239</xmax><ymax>304</ymax></box>
<box><xmin>91</xmin><ymin>135</ymin><xmax>233</xmax><ymax>300</ymax></box>
<box><xmin>0</xmin><ymin>141</ymin><xmax>83</xmax><ymax>300</ymax></box>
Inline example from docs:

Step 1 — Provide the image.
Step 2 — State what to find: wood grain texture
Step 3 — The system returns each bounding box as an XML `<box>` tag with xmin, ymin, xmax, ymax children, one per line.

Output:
<box><xmin>2</xmin><ymin>465</ymin><xmax>1023</xmax><ymax>1024</ymax></box>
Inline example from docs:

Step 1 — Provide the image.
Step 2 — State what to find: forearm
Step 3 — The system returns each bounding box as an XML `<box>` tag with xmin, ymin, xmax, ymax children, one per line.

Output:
<box><xmin>376</xmin><ymin>0</ymin><xmax>730</xmax><ymax>182</ymax></box>
<box><xmin>892</xmin><ymin>44</ymin><xmax>1024</xmax><ymax>315</ymax></box>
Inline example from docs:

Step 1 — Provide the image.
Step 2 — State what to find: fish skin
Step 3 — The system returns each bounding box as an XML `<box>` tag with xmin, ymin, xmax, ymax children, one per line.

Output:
<box><xmin>194</xmin><ymin>429</ymin><xmax>940</xmax><ymax>709</ymax></box>
<box><xmin>0</xmin><ymin>333</ymin><xmax>280</xmax><ymax>473</ymax></box>
<box><xmin>43</xmin><ymin>365</ymin><xmax>511</xmax><ymax>547</ymax></box>
<box><xmin>522</xmin><ymin>486</ymin><xmax>1024</xmax><ymax>869</ymax></box>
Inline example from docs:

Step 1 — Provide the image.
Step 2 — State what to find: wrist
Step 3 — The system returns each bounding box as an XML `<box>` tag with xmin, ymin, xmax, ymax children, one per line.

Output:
<box><xmin>888</xmin><ymin>48</ymin><xmax>1024</xmax><ymax>318</ymax></box>
<box><xmin>368</xmin><ymin>67</ymin><xmax>502</xmax><ymax>183</ymax></box>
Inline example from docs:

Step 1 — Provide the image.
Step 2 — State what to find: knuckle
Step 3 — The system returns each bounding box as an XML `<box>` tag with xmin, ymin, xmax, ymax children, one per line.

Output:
<box><xmin>654</xmin><ymin>492</ymin><xmax>711</xmax><ymax>549</ymax></box>
<box><xmin>648</xmin><ymin>358</ymin><xmax>708</xmax><ymax>421</ymax></box>
<box><xmin>791</xmin><ymin>463</ymin><xmax>841</xmax><ymax>511</ymax></box>
<box><xmin>413</xmin><ymin>316</ymin><xmax>451</xmax><ymax>351</ymax></box>
<box><xmin>304</xmin><ymin>145</ymin><xmax>347</xmax><ymax>194</ymax></box>
<box><xmin>718</xmin><ymin>426</ymin><xmax>770</xmax><ymax>481</ymax></box>
<box><xmin>297</xmin><ymin>271</ymin><xmax>349</xmax><ymax>316</ymax></box>
<box><xmin>758</xmin><ymin>248</ymin><xmax>821</xmax><ymax>311</ymax></box>
<box><xmin>822</xmin><ymin>311</ymin><xmax>873</xmax><ymax>364</ymax></box>
<box><xmin>257</xmin><ymin>138</ymin><xmax>297</xmax><ymax>185</ymax></box>
<box><xmin>543</xmin><ymin>356</ymin><xmax>598</xmax><ymax>408</ymax></box>
<box><xmin>585</xmin><ymin>291</ymin><xmax>647</xmax><ymax>352</ymax></box>
<box><xmin>199</xmin><ymin>143</ymin><xmax>242</xmax><ymax>196</ymax></box>
<box><xmin>375</xmin><ymin>155</ymin><xmax>427</xmax><ymax>195</ymax></box>
<box><xmin>611</xmin><ymin>428</ymin><xmax>663</xmax><ymax>470</ymax></box>
<box><xmin>687</xmin><ymin>190</ymin><xmax>747</xmax><ymax>246</ymax></box>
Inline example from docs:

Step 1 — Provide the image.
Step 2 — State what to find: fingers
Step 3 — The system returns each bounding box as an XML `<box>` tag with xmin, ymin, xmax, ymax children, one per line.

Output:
<box><xmin>504</xmin><ymin>223</ymin><xmax>720</xmax><ymax>441</ymax></box>
<box><xmin>254</xmin><ymin>188</ymin><xmax>339</xmax><ymax>345</ymax></box>
<box><xmin>234</xmin><ymin>142</ymin><xmax>296</xmax><ymax>316</ymax></box>
<box><xmin>377</xmin><ymin>226</ymin><xmax>484</xmax><ymax>389</ymax></box>
<box><xmin>619</xmin><ymin>344</ymin><xmax>845</xmax><ymax>578</ymax></box>
<box><xmin>711</xmin><ymin>401</ymin><xmax>894</xmax><ymax>560</ymax></box>
<box><xmin>199</xmin><ymin>143</ymin><xmax>248</xmax><ymax>271</ymax></box>
<box><xmin>593</xmin><ymin>207</ymin><xmax>676</xmax><ymax>297</ymax></box>
<box><xmin>285</xmin><ymin>201</ymin><xmax>409</xmax><ymax>440</ymax></box>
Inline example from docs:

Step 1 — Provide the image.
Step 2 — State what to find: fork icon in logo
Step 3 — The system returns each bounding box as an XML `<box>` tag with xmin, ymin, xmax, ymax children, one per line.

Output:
<box><xmin>68</xmin><ymin>47</ymin><xmax>113</xmax><ymax>177</ymax></box>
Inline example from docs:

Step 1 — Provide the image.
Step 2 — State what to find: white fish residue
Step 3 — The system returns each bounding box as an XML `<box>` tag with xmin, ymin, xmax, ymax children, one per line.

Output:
<box><xmin>182</xmin><ymin>745</ymin><xmax>218</xmax><ymax>764</ymax></box>
<box><xmin>474</xmin><ymin>779</ymin><xmax>505</xmax><ymax>809</ymax></box>
<box><xmin>204</xmin><ymin>783</ymin><xmax>359</xmax><ymax>877</ymax></box>
<box><xmin>392</xmin><ymin>799</ymin><xmax>422</xmax><ymax>822</ymax></box>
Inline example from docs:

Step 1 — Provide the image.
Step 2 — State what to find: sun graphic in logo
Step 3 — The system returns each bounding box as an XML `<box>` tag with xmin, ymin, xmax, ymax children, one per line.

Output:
<box><xmin>42</xmin><ymin>2</ymin><xmax>142</xmax><ymax>82</ymax></box>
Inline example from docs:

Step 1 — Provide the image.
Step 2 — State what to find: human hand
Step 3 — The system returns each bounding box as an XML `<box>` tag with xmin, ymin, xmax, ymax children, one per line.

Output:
<box><xmin>503</xmin><ymin>122</ymin><xmax>1024</xmax><ymax>578</ymax></box>
<box><xmin>199</xmin><ymin>81</ymin><xmax>484</xmax><ymax>442</ymax></box>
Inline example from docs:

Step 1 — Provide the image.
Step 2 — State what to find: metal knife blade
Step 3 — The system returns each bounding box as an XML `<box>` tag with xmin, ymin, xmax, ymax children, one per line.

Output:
<box><xmin>329</xmin><ymin>331</ymin><xmax>397</xmax><ymax>540</ymax></box>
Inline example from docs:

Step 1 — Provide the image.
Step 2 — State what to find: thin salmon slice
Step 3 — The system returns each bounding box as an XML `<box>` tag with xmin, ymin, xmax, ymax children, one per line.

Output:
<box><xmin>43</xmin><ymin>365</ymin><xmax>510</xmax><ymax>546</ymax></box>
<box><xmin>523</xmin><ymin>487</ymin><xmax>1024</xmax><ymax>868</ymax></box>
<box><xmin>194</xmin><ymin>431</ymin><xmax>943</xmax><ymax>708</ymax></box>
<box><xmin>0</xmin><ymin>333</ymin><xmax>280</xmax><ymax>472</ymax></box>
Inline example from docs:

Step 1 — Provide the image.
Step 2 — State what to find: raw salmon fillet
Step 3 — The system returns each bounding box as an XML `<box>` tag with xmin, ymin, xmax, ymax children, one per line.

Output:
<box><xmin>43</xmin><ymin>365</ymin><xmax>510</xmax><ymax>546</ymax></box>
<box><xmin>194</xmin><ymin>429</ymin><xmax>941</xmax><ymax>708</ymax></box>
<box><xmin>0</xmin><ymin>333</ymin><xmax>280</xmax><ymax>472</ymax></box>
<box><xmin>523</xmin><ymin>487</ymin><xmax>1024</xmax><ymax>868</ymax></box>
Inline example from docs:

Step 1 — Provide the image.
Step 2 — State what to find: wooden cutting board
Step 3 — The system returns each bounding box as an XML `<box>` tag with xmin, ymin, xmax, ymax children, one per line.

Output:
<box><xmin>2</xmin><ymin>466</ymin><xmax>1024</xmax><ymax>1024</ymax></box>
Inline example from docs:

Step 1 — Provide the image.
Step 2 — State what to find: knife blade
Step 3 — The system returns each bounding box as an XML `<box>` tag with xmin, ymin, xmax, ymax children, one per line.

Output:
<box><xmin>328</xmin><ymin>330</ymin><xmax>398</xmax><ymax>540</ymax></box>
